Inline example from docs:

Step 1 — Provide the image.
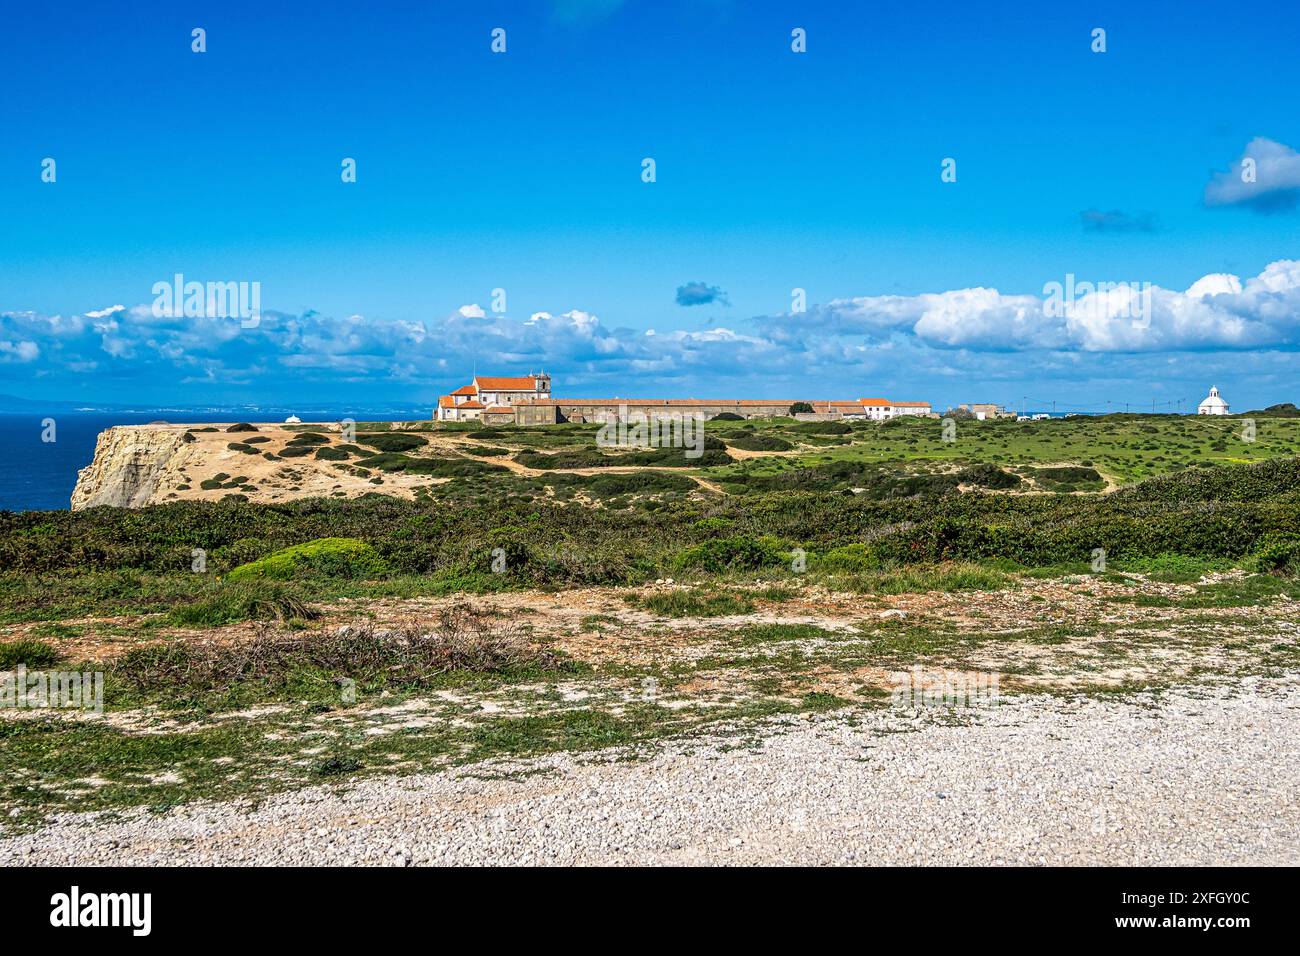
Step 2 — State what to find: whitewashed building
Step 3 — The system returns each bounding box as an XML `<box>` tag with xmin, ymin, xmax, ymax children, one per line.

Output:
<box><xmin>1197</xmin><ymin>386</ymin><xmax>1229</xmax><ymax>415</ymax></box>
<box><xmin>436</xmin><ymin>372</ymin><xmax>551</xmax><ymax>422</ymax></box>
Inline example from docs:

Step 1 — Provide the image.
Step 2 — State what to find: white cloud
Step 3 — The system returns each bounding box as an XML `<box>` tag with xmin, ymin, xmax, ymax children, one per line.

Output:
<box><xmin>761</xmin><ymin>260</ymin><xmax>1300</xmax><ymax>354</ymax></box>
<box><xmin>1205</xmin><ymin>138</ymin><xmax>1300</xmax><ymax>213</ymax></box>
<box><xmin>0</xmin><ymin>339</ymin><xmax>40</xmax><ymax>363</ymax></box>
<box><xmin>84</xmin><ymin>305</ymin><xmax>126</xmax><ymax>319</ymax></box>
<box><xmin>2</xmin><ymin>259</ymin><xmax>1298</xmax><ymax>402</ymax></box>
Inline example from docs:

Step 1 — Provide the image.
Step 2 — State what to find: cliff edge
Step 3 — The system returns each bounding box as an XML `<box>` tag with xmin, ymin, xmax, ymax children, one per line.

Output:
<box><xmin>71</xmin><ymin>426</ymin><xmax>193</xmax><ymax>509</ymax></box>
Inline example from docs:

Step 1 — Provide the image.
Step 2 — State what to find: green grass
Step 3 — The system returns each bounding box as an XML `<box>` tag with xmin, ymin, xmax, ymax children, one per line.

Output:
<box><xmin>629</xmin><ymin>589</ymin><xmax>756</xmax><ymax>617</ymax></box>
<box><xmin>733</xmin><ymin>623</ymin><xmax>840</xmax><ymax>644</ymax></box>
<box><xmin>166</xmin><ymin>580</ymin><xmax>318</xmax><ymax>626</ymax></box>
<box><xmin>831</xmin><ymin>562</ymin><xmax>1012</xmax><ymax>595</ymax></box>
<box><xmin>0</xmin><ymin>639</ymin><xmax>60</xmax><ymax>668</ymax></box>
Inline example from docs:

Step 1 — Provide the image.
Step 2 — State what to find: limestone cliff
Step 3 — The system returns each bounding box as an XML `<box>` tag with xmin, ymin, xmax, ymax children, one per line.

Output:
<box><xmin>71</xmin><ymin>427</ymin><xmax>193</xmax><ymax>509</ymax></box>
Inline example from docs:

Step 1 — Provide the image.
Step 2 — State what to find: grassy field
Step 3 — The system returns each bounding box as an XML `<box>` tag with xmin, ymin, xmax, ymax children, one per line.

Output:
<box><xmin>2</xmin><ymin>413</ymin><xmax>1299</xmax><ymax>824</ymax></box>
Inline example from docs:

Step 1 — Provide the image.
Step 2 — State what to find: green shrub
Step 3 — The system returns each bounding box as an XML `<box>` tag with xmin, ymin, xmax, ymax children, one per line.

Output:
<box><xmin>693</xmin><ymin>516</ymin><xmax>735</xmax><ymax>535</ymax></box>
<box><xmin>817</xmin><ymin>543</ymin><xmax>881</xmax><ymax>573</ymax></box>
<box><xmin>335</xmin><ymin>444</ymin><xmax>375</xmax><ymax>458</ymax></box>
<box><xmin>672</xmin><ymin>534</ymin><xmax>788</xmax><ymax>572</ymax></box>
<box><xmin>227</xmin><ymin>537</ymin><xmax>390</xmax><ymax>581</ymax></box>
<box><xmin>286</xmin><ymin>433</ymin><xmax>330</xmax><ymax>446</ymax></box>
<box><xmin>225</xmin><ymin>423</ymin><xmax>259</xmax><ymax>433</ymax></box>
<box><xmin>166</xmin><ymin>580</ymin><xmax>318</xmax><ymax>626</ymax></box>
<box><xmin>359</xmin><ymin>433</ymin><xmax>427</xmax><ymax>453</ymax></box>
<box><xmin>584</xmin><ymin>472</ymin><xmax>695</xmax><ymax>497</ymax></box>
<box><xmin>633</xmin><ymin>589</ymin><xmax>755</xmax><ymax>617</ymax></box>
<box><xmin>314</xmin><ymin>446</ymin><xmax>351</xmax><ymax>461</ymax></box>
<box><xmin>791</xmin><ymin>421</ymin><xmax>852</xmax><ymax>435</ymax></box>
<box><xmin>727</xmin><ymin>433</ymin><xmax>793</xmax><ymax>452</ymax></box>
<box><xmin>0</xmin><ymin>638</ymin><xmax>60</xmax><ymax>669</ymax></box>
<box><xmin>363</xmin><ymin>453</ymin><xmax>504</xmax><ymax>477</ymax></box>
<box><xmin>1250</xmin><ymin>533</ymin><xmax>1300</xmax><ymax>576</ymax></box>
<box><xmin>955</xmin><ymin>464</ymin><xmax>1022</xmax><ymax>489</ymax></box>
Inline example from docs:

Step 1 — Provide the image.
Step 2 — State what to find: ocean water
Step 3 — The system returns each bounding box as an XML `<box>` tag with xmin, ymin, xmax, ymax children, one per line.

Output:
<box><xmin>0</xmin><ymin>412</ymin><xmax>244</xmax><ymax>512</ymax></box>
<box><xmin>0</xmin><ymin>408</ymin><xmax>430</xmax><ymax>512</ymax></box>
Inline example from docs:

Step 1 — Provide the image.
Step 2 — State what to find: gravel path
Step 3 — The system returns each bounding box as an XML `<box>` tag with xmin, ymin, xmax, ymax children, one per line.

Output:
<box><xmin>5</xmin><ymin>677</ymin><xmax>1298</xmax><ymax>866</ymax></box>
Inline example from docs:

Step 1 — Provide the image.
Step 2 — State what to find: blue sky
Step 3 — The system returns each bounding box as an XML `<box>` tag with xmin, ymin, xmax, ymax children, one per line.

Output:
<box><xmin>2</xmin><ymin>0</ymin><xmax>1298</xmax><ymax>412</ymax></box>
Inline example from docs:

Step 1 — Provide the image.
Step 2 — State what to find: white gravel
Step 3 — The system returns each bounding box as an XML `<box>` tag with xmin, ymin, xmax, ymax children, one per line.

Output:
<box><xmin>4</xmin><ymin>676</ymin><xmax>1298</xmax><ymax>866</ymax></box>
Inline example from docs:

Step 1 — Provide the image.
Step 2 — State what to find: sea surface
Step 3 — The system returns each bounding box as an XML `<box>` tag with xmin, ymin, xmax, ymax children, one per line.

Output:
<box><xmin>0</xmin><ymin>409</ymin><xmax>426</xmax><ymax>512</ymax></box>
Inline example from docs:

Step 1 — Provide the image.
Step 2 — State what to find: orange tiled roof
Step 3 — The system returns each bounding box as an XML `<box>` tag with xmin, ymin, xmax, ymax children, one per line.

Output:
<box><xmin>474</xmin><ymin>376</ymin><xmax>541</xmax><ymax>390</ymax></box>
<box><xmin>516</xmin><ymin>398</ymin><xmax>806</xmax><ymax>407</ymax></box>
<box><xmin>892</xmin><ymin>401</ymin><xmax>930</xmax><ymax>407</ymax></box>
<box><xmin>858</xmin><ymin>397</ymin><xmax>891</xmax><ymax>406</ymax></box>
<box><xmin>438</xmin><ymin>396</ymin><xmax>456</xmax><ymax>408</ymax></box>
<box><xmin>457</xmin><ymin>399</ymin><xmax>486</xmax><ymax>409</ymax></box>
<box><xmin>451</xmin><ymin>384</ymin><xmax>478</xmax><ymax>396</ymax></box>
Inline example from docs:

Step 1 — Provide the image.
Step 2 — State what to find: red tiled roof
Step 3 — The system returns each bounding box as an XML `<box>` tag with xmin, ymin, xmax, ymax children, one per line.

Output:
<box><xmin>475</xmin><ymin>376</ymin><xmax>542</xmax><ymax>390</ymax></box>
<box><xmin>515</xmin><ymin>398</ymin><xmax>806</xmax><ymax>407</ymax></box>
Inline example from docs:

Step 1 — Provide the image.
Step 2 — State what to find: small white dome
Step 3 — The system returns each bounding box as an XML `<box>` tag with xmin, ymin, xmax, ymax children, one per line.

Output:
<box><xmin>1197</xmin><ymin>387</ymin><xmax>1229</xmax><ymax>415</ymax></box>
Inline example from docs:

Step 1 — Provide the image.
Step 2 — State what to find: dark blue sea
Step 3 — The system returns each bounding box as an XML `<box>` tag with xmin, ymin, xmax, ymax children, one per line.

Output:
<box><xmin>0</xmin><ymin>408</ymin><xmax>430</xmax><ymax>512</ymax></box>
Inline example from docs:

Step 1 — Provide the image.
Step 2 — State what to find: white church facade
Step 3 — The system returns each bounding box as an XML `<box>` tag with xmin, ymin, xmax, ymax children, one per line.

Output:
<box><xmin>1197</xmin><ymin>386</ymin><xmax>1229</xmax><ymax>415</ymax></box>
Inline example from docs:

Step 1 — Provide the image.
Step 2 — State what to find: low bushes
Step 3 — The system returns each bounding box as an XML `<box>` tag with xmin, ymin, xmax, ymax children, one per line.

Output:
<box><xmin>727</xmin><ymin>433</ymin><xmax>793</xmax><ymax>452</ymax></box>
<box><xmin>631</xmin><ymin>589</ymin><xmax>755</xmax><ymax>617</ymax></box>
<box><xmin>583</xmin><ymin>472</ymin><xmax>696</xmax><ymax>497</ymax></box>
<box><xmin>955</xmin><ymin>464</ymin><xmax>1022</xmax><ymax>489</ymax></box>
<box><xmin>1251</xmin><ymin>533</ymin><xmax>1300</xmax><ymax>576</ymax></box>
<box><xmin>672</xmin><ymin>534</ymin><xmax>789</xmax><ymax>572</ymax></box>
<box><xmin>0</xmin><ymin>638</ymin><xmax>60</xmax><ymax>669</ymax></box>
<box><xmin>791</xmin><ymin>421</ymin><xmax>852</xmax><ymax>435</ymax></box>
<box><xmin>358</xmin><ymin>433</ymin><xmax>427</xmax><ymax>453</ymax></box>
<box><xmin>118</xmin><ymin>605</ymin><xmax>573</xmax><ymax>696</ymax></box>
<box><xmin>4</xmin><ymin>459</ymin><xmax>1300</xmax><ymax>597</ymax></box>
<box><xmin>362</xmin><ymin>453</ymin><xmax>504</xmax><ymax>477</ymax></box>
<box><xmin>227</xmin><ymin>537</ymin><xmax>389</xmax><ymax>581</ymax></box>
<box><xmin>167</xmin><ymin>580</ymin><xmax>318</xmax><ymax>626</ymax></box>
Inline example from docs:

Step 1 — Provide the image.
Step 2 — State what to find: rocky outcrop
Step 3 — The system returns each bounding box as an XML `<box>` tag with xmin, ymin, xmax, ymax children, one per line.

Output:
<box><xmin>71</xmin><ymin>427</ymin><xmax>193</xmax><ymax>509</ymax></box>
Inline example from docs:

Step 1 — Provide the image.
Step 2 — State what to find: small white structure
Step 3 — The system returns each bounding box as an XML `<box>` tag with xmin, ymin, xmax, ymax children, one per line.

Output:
<box><xmin>285</xmin><ymin>415</ymin><xmax>301</xmax><ymax>423</ymax></box>
<box><xmin>1197</xmin><ymin>386</ymin><xmax>1229</xmax><ymax>416</ymax></box>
